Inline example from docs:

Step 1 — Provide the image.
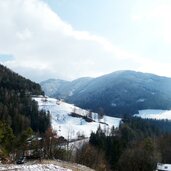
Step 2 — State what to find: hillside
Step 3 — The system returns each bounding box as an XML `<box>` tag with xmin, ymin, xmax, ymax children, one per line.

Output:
<box><xmin>33</xmin><ymin>96</ymin><xmax>121</xmax><ymax>140</ymax></box>
<box><xmin>0</xmin><ymin>64</ymin><xmax>50</xmax><ymax>135</ymax></box>
<box><xmin>41</xmin><ymin>70</ymin><xmax>171</xmax><ymax>117</ymax></box>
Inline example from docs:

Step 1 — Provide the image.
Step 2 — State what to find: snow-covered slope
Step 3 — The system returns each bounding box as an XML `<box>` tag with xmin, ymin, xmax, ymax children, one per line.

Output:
<box><xmin>33</xmin><ymin>97</ymin><xmax>121</xmax><ymax>140</ymax></box>
<box><xmin>134</xmin><ymin>109</ymin><xmax>171</xmax><ymax>120</ymax></box>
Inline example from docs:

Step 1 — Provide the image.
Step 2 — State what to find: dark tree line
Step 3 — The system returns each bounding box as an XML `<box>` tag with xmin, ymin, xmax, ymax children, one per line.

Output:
<box><xmin>75</xmin><ymin>116</ymin><xmax>171</xmax><ymax>171</ymax></box>
<box><xmin>0</xmin><ymin>64</ymin><xmax>50</xmax><ymax>157</ymax></box>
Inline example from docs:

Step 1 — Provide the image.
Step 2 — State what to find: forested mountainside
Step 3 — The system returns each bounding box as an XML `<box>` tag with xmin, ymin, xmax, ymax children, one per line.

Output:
<box><xmin>0</xmin><ymin>64</ymin><xmax>50</xmax><ymax>155</ymax></box>
<box><xmin>76</xmin><ymin>116</ymin><xmax>171</xmax><ymax>171</ymax></box>
<box><xmin>41</xmin><ymin>70</ymin><xmax>171</xmax><ymax>117</ymax></box>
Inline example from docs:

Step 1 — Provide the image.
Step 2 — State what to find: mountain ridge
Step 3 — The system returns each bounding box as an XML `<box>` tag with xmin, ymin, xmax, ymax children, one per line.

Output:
<box><xmin>41</xmin><ymin>70</ymin><xmax>171</xmax><ymax>117</ymax></box>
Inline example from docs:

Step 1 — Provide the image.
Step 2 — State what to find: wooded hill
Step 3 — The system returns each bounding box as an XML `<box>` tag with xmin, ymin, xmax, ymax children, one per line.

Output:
<box><xmin>0</xmin><ymin>64</ymin><xmax>50</xmax><ymax>156</ymax></box>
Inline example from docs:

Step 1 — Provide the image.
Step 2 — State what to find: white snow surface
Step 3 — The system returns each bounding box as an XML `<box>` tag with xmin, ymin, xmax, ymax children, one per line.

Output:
<box><xmin>134</xmin><ymin>109</ymin><xmax>171</xmax><ymax>120</ymax></box>
<box><xmin>0</xmin><ymin>164</ymin><xmax>71</xmax><ymax>171</ymax></box>
<box><xmin>33</xmin><ymin>97</ymin><xmax>121</xmax><ymax>140</ymax></box>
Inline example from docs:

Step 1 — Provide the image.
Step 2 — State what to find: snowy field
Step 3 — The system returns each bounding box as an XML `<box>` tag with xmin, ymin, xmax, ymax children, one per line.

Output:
<box><xmin>33</xmin><ymin>97</ymin><xmax>121</xmax><ymax>140</ymax></box>
<box><xmin>0</xmin><ymin>164</ymin><xmax>71</xmax><ymax>171</ymax></box>
<box><xmin>134</xmin><ymin>109</ymin><xmax>171</xmax><ymax>120</ymax></box>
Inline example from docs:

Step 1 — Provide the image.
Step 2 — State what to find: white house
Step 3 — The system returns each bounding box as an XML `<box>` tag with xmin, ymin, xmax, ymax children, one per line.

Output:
<box><xmin>157</xmin><ymin>163</ymin><xmax>171</xmax><ymax>171</ymax></box>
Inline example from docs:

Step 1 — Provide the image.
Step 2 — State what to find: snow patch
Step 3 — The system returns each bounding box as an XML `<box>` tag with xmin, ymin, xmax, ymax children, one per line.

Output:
<box><xmin>134</xmin><ymin>109</ymin><xmax>171</xmax><ymax>120</ymax></box>
<box><xmin>136</xmin><ymin>98</ymin><xmax>145</xmax><ymax>103</ymax></box>
<box><xmin>111</xmin><ymin>103</ymin><xmax>117</xmax><ymax>107</ymax></box>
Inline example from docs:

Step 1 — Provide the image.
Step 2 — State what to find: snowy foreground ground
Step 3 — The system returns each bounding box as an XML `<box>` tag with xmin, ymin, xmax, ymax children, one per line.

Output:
<box><xmin>134</xmin><ymin>109</ymin><xmax>171</xmax><ymax>120</ymax></box>
<box><xmin>0</xmin><ymin>164</ymin><xmax>71</xmax><ymax>171</ymax></box>
<box><xmin>33</xmin><ymin>97</ymin><xmax>121</xmax><ymax>139</ymax></box>
<box><xmin>0</xmin><ymin>160</ymin><xmax>95</xmax><ymax>171</ymax></box>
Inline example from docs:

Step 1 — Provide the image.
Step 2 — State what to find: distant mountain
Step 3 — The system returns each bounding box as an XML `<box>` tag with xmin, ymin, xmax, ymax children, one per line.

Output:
<box><xmin>41</xmin><ymin>77</ymin><xmax>93</xmax><ymax>98</ymax></box>
<box><xmin>40</xmin><ymin>79</ymin><xmax>69</xmax><ymax>97</ymax></box>
<box><xmin>41</xmin><ymin>70</ymin><xmax>171</xmax><ymax>117</ymax></box>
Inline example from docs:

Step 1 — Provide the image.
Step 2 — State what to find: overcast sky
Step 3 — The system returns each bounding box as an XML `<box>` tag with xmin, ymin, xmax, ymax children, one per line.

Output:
<box><xmin>0</xmin><ymin>0</ymin><xmax>171</xmax><ymax>82</ymax></box>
